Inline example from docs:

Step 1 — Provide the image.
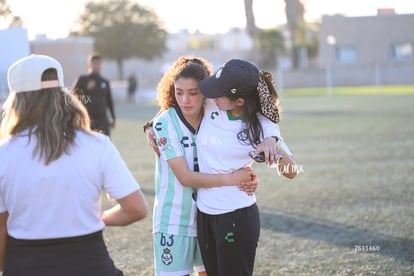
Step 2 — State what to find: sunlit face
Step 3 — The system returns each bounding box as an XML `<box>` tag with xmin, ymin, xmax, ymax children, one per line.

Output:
<box><xmin>174</xmin><ymin>77</ymin><xmax>205</xmax><ymax>117</ymax></box>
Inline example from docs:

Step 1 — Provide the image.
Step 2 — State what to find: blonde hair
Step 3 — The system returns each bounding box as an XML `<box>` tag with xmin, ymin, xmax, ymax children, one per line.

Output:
<box><xmin>0</xmin><ymin>89</ymin><xmax>90</xmax><ymax>165</ymax></box>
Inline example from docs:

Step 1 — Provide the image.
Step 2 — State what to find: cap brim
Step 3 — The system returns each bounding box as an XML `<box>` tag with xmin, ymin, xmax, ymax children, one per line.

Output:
<box><xmin>198</xmin><ymin>75</ymin><xmax>226</xmax><ymax>98</ymax></box>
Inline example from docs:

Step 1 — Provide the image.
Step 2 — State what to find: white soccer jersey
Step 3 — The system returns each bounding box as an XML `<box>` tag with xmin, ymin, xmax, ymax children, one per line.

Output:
<box><xmin>152</xmin><ymin>107</ymin><xmax>199</xmax><ymax>237</ymax></box>
<box><xmin>196</xmin><ymin>99</ymin><xmax>291</xmax><ymax>215</ymax></box>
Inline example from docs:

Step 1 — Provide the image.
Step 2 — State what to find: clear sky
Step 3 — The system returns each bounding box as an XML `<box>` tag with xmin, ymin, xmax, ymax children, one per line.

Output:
<box><xmin>6</xmin><ymin>0</ymin><xmax>414</xmax><ymax>40</ymax></box>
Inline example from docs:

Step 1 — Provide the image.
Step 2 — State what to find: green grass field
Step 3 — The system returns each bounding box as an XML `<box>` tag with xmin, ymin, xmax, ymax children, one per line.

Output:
<box><xmin>102</xmin><ymin>90</ymin><xmax>414</xmax><ymax>275</ymax></box>
<box><xmin>280</xmin><ymin>85</ymin><xmax>414</xmax><ymax>97</ymax></box>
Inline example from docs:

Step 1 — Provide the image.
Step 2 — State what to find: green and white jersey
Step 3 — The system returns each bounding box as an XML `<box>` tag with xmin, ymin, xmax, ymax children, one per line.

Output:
<box><xmin>152</xmin><ymin>107</ymin><xmax>198</xmax><ymax>237</ymax></box>
<box><xmin>196</xmin><ymin>99</ymin><xmax>290</xmax><ymax>215</ymax></box>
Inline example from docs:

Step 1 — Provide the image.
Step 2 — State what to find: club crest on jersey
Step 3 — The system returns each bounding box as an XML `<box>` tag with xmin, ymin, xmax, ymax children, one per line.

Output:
<box><xmin>158</xmin><ymin>136</ymin><xmax>172</xmax><ymax>152</ymax></box>
<box><xmin>237</xmin><ymin>130</ymin><xmax>248</xmax><ymax>142</ymax></box>
<box><xmin>161</xmin><ymin>248</ymin><xmax>173</xmax><ymax>265</ymax></box>
<box><xmin>158</xmin><ymin>137</ymin><xmax>167</xmax><ymax>146</ymax></box>
<box><xmin>210</xmin><ymin>111</ymin><xmax>219</xmax><ymax>120</ymax></box>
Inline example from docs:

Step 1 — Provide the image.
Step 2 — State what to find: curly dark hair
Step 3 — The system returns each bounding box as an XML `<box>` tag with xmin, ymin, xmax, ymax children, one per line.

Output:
<box><xmin>156</xmin><ymin>56</ymin><xmax>213</xmax><ymax>111</ymax></box>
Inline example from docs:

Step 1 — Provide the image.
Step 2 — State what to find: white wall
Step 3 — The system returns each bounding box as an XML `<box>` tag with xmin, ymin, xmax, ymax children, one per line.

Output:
<box><xmin>0</xmin><ymin>27</ymin><xmax>30</xmax><ymax>97</ymax></box>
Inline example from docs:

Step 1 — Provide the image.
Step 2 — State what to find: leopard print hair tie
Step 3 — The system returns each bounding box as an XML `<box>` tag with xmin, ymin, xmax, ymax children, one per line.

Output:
<box><xmin>257</xmin><ymin>71</ymin><xmax>279</xmax><ymax>123</ymax></box>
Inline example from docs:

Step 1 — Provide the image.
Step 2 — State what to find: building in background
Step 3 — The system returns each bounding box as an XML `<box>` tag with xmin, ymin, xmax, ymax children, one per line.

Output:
<box><xmin>317</xmin><ymin>10</ymin><xmax>414</xmax><ymax>86</ymax></box>
<box><xmin>0</xmin><ymin>31</ymin><xmax>93</xmax><ymax>97</ymax></box>
<box><xmin>30</xmin><ymin>35</ymin><xmax>94</xmax><ymax>88</ymax></box>
<box><xmin>2</xmin><ymin>10</ymin><xmax>413</xmax><ymax>100</ymax></box>
<box><xmin>0</xmin><ymin>27</ymin><xmax>30</xmax><ymax>97</ymax></box>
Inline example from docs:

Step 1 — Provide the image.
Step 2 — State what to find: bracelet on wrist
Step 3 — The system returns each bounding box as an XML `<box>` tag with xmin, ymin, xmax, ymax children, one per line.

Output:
<box><xmin>271</xmin><ymin>136</ymin><xmax>282</xmax><ymax>151</ymax></box>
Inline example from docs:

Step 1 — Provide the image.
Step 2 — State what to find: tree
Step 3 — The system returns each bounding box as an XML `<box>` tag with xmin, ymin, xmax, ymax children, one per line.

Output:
<box><xmin>71</xmin><ymin>0</ymin><xmax>167</xmax><ymax>80</ymax></box>
<box><xmin>243</xmin><ymin>0</ymin><xmax>285</xmax><ymax>69</ymax></box>
<box><xmin>244</xmin><ymin>0</ymin><xmax>257</xmax><ymax>38</ymax></box>
<box><xmin>285</xmin><ymin>0</ymin><xmax>306</xmax><ymax>69</ymax></box>
<box><xmin>243</xmin><ymin>0</ymin><xmax>260</xmax><ymax>62</ymax></box>
<box><xmin>0</xmin><ymin>0</ymin><xmax>22</xmax><ymax>28</ymax></box>
<box><xmin>257</xmin><ymin>28</ymin><xmax>285</xmax><ymax>70</ymax></box>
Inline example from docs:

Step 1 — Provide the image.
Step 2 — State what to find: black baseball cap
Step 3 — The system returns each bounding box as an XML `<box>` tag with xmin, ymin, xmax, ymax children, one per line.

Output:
<box><xmin>199</xmin><ymin>59</ymin><xmax>259</xmax><ymax>98</ymax></box>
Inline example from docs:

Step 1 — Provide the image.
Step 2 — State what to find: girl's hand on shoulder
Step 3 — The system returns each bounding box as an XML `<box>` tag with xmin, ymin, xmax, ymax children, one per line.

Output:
<box><xmin>144</xmin><ymin>127</ymin><xmax>160</xmax><ymax>157</ymax></box>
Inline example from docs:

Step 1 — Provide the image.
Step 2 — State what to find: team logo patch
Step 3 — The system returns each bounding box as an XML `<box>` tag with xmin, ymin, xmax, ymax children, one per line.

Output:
<box><xmin>158</xmin><ymin>136</ymin><xmax>174</xmax><ymax>152</ymax></box>
<box><xmin>161</xmin><ymin>248</ymin><xmax>173</xmax><ymax>265</ymax></box>
<box><xmin>158</xmin><ymin>137</ymin><xmax>167</xmax><ymax>146</ymax></box>
<box><xmin>210</xmin><ymin>111</ymin><xmax>219</xmax><ymax>120</ymax></box>
<box><xmin>237</xmin><ymin>130</ymin><xmax>248</xmax><ymax>142</ymax></box>
<box><xmin>225</xmin><ymin>232</ymin><xmax>235</xmax><ymax>243</ymax></box>
<box><xmin>158</xmin><ymin>137</ymin><xmax>168</xmax><ymax>146</ymax></box>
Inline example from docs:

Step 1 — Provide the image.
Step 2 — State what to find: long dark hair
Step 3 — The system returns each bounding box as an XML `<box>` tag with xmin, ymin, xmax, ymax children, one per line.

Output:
<box><xmin>226</xmin><ymin>71</ymin><xmax>280</xmax><ymax>148</ymax></box>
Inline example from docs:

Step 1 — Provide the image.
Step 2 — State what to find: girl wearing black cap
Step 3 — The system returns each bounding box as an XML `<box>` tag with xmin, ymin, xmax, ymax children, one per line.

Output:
<box><xmin>195</xmin><ymin>59</ymin><xmax>297</xmax><ymax>276</ymax></box>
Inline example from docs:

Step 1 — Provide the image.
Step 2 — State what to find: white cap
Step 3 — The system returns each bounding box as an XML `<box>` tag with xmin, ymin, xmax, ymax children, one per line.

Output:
<box><xmin>7</xmin><ymin>54</ymin><xmax>64</xmax><ymax>93</ymax></box>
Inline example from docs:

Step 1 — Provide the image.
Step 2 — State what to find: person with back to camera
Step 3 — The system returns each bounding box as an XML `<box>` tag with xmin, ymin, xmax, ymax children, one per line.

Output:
<box><xmin>195</xmin><ymin>59</ymin><xmax>297</xmax><ymax>276</ymax></box>
<box><xmin>0</xmin><ymin>54</ymin><xmax>148</xmax><ymax>276</ymax></box>
<box><xmin>145</xmin><ymin>56</ymin><xmax>258</xmax><ymax>276</ymax></box>
<box><xmin>72</xmin><ymin>53</ymin><xmax>116</xmax><ymax>136</ymax></box>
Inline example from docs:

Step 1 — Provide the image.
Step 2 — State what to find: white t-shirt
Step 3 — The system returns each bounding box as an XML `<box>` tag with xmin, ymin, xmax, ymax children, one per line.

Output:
<box><xmin>0</xmin><ymin>130</ymin><xmax>140</xmax><ymax>239</ymax></box>
<box><xmin>196</xmin><ymin>99</ymin><xmax>292</xmax><ymax>215</ymax></box>
<box><xmin>152</xmin><ymin>107</ymin><xmax>198</xmax><ymax>237</ymax></box>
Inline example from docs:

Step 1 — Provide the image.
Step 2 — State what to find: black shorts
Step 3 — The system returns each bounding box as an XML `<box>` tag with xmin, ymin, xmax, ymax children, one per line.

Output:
<box><xmin>197</xmin><ymin>203</ymin><xmax>260</xmax><ymax>276</ymax></box>
<box><xmin>4</xmin><ymin>231</ymin><xmax>123</xmax><ymax>276</ymax></box>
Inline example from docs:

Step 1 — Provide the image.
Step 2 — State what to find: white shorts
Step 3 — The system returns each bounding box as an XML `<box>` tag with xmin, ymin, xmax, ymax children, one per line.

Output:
<box><xmin>153</xmin><ymin>232</ymin><xmax>205</xmax><ymax>276</ymax></box>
